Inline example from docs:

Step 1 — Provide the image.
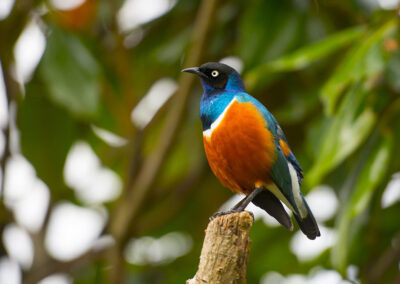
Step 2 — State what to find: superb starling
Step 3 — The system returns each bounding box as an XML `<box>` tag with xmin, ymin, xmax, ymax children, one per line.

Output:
<box><xmin>183</xmin><ymin>62</ymin><xmax>320</xmax><ymax>240</ymax></box>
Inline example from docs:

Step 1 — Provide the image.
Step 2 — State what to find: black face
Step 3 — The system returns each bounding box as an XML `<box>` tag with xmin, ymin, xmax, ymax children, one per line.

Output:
<box><xmin>182</xmin><ymin>62</ymin><xmax>236</xmax><ymax>89</ymax></box>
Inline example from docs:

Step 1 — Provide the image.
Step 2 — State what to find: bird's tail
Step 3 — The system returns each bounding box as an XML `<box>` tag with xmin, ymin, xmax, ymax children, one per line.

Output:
<box><xmin>293</xmin><ymin>196</ymin><xmax>320</xmax><ymax>240</ymax></box>
<box><xmin>251</xmin><ymin>190</ymin><xmax>293</xmax><ymax>231</ymax></box>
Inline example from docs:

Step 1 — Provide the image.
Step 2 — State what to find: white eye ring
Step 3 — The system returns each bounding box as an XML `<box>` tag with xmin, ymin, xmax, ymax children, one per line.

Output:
<box><xmin>211</xmin><ymin>70</ymin><xmax>219</xmax><ymax>77</ymax></box>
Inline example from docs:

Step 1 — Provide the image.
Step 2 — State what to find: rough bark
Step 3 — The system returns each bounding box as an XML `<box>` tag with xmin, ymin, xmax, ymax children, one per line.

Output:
<box><xmin>187</xmin><ymin>211</ymin><xmax>254</xmax><ymax>284</ymax></box>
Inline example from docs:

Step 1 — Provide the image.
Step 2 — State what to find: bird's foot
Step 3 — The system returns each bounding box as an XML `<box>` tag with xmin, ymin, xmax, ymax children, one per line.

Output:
<box><xmin>209</xmin><ymin>209</ymin><xmax>254</xmax><ymax>221</ymax></box>
<box><xmin>209</xmin><ymin>209</ymin><xmax>239</xmax><ymax>220</ymax></box>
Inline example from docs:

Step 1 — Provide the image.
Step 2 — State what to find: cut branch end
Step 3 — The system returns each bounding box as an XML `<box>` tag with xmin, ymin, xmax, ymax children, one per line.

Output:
<box><xmin>187</xmin><ymin>211</ymin><xmax>254</xmax><ymax>284</ymax></box>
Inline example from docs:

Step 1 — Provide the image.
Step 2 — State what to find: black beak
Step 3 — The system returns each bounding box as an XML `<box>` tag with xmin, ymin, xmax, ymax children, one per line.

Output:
<box><xmin>182</xmin><ymin>67</ymin><xmax>206</xmax><ymax>78</ymax></box>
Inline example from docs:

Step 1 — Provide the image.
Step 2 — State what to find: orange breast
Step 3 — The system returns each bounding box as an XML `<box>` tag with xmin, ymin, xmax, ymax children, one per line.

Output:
<box><xmin>203</xmin><ymin>99</ymin><xmax>276</xmax><ymax>194</ymax></box>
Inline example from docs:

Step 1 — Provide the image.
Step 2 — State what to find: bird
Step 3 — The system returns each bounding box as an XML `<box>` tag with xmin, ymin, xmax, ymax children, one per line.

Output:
<box><xmin>182</xmin><ymin>62</ymin><xmax>321</xmax><ymax>240</ymax></box>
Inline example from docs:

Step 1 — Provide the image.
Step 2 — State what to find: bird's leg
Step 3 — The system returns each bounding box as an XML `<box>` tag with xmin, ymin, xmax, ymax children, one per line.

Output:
<box><xmin>233</xmin><ymin>186</ymin><xmax>263</xmax><ymax>211</ymax></box>
<box><xmin>210</xmin><ymin>187</ymin><xmax>264</xmax><ymax>220</ymax></box>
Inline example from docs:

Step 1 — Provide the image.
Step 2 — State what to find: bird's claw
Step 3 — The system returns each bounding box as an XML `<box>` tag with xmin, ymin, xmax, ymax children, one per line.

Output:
<box><xmin>209</xmin><ymin>210</ymin><xmax>239</xmax><ymax>220</ymax></box>
<box><xmin>209</xmin><ymin>209</ymin><xmax>254</xmax><ymax>221</ymax></box>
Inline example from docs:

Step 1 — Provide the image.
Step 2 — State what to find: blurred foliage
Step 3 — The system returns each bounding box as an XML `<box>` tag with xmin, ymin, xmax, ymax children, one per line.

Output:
<box><xmin>1</xmin><ymin>0</ymin><xmax>400</xmax><ymax>283</ymax></box>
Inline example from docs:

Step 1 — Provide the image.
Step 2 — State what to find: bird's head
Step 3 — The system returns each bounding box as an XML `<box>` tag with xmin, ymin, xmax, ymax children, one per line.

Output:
<box><xmin>182</xmin><ymin>62</ymin><xmax>245</xmax><ymax>93</ymax></box>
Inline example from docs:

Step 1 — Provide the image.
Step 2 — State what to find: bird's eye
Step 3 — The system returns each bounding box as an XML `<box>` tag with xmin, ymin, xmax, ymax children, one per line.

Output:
<box><xmin>211</xmin><ymin>70</ymin><xmax>219</xmax><ymax>77</ymax></box>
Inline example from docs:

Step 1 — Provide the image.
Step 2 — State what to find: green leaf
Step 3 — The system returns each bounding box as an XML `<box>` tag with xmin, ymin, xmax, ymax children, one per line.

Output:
<box><xmin>39</xmin><ymin>27</ymin><xmax>101</xmax><ymax>118</ymax></box>
<box><xmin>321</xmin><ymin>19</ymin><xmax>396</xmax><ymax>115</ymax></box>
<box><xmin>237</xmin><ymin>0</ymin><xmax>302</xmax><ymax>69</ymax></box>
<box><xmin>331</xmin><ymin>134</ymin><xmax>393</xmax><ymax>272</ymax></box>
<box><xmin>386</xmin><ymin>50</ymin><xmax>400</xmax><ymax>92</ymax></box>
<box><xmin>350</xmin><ymin>137</ymin><xmax>392</xmax><ymax>217</ymax></box>
<box><xmin>18</xmin><ymin>79</ymin><xmax>78</xmax><ymax>198</ymax></box>
<box><xmin>307</xmin><ymin>84</ymin><xmax>376</xmax><ymax>187</ymax></box>
<box><xmin>245</xmin><ymin>25</ymin><xmax>366</xmax><ymax>89</ymax></box>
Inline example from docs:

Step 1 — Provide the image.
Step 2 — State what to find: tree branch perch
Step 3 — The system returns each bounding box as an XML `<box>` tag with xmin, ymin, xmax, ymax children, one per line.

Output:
<box><xmin>187</xmin><ymin>211</ymin><xmax>254</xmax><ymax>284</ymax></box>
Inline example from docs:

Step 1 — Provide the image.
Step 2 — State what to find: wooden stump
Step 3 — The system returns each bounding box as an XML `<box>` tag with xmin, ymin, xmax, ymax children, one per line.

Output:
<box><xmin>187</xmin><ymin>211</ymin><xmax>254</xmax><ymax>284</ymax></box>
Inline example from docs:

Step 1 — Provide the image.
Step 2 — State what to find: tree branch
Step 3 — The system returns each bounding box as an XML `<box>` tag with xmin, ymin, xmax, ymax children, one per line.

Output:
<box><xmin>109</xmin><ymin>0</ymin><xmax>218</xmax><ymax>244</ymax></box>
<box><xmin>0</xmin><ymin>0</ymin><xmax>32</xmax><ymax>256</ymax></box>
<box><xmin>22</xmin><ymin>0</ymin><xmax>218</xmax><ymax>282</ymax></box>
<box><xmin>187</xmin><ymin>212</ymin><xmax>254</xmax><ymax>284</ymax></box>
<box><xmin>366</xmin><ymin>234</ymin><xmax>400</xmax><ymax>284</ymax></box>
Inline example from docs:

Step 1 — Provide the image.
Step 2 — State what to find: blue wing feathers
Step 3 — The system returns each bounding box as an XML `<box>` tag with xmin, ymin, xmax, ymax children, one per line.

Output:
<box><xmin>236</xmin><ymin>93</ymin><xmax>303</xmax><ymax>182</ymax></box>
<box><xmin>269</xmin><ymin>147</ymin><xmax>302</xmax><ymax>217</ymax></box>
<box><xmin>236</xmin><ymin>92</ymin><xmax>320</xmax><ymax>239</ymax></box>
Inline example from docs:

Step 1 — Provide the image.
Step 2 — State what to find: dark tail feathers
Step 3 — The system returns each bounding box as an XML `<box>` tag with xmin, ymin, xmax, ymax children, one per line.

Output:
<box><xmin>293</xmin><ymin>197</ymin><xmax>321</xmax><ymax>240</ymax></box>
<box><xmin>252</xmin><ymin>191</ymin><xmax>321</xmax><ymax>240</ymax></box>
<box><xmin>251</xmin><ymin>190</ymin><xmax>293</xmax><ymax>231</ymax></box>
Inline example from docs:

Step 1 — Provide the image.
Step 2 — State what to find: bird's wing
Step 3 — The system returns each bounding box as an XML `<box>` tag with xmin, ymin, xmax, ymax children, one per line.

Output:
<box><xmin>236</xmin><ymin>93</ymin><xmax>305</xmax><ymax>215</ymax></box>
<box><xmin>269</xmin><ymin>146</ymin><xmax>306</xmax><ymax>217</ymax></box>
<box><xmin>271</xmin><ymin>116</ymin><xmax>304</xmax><ymax>183</ymax></box>
<box><xmin>236</xmin><ymin>93</ymin><xmax>320</xmax><ymax>239</ymax></box>
<box><xmin>236</xmin><ymin>93</ymin><xmax>303</xmax><ymax>182</ymax></box>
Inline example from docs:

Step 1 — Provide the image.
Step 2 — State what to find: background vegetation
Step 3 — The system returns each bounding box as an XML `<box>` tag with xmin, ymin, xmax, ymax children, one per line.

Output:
<box><xmin>0</xmin><ymin>0</ymin><xmax>399</xmax><ymax>283</ymax></box>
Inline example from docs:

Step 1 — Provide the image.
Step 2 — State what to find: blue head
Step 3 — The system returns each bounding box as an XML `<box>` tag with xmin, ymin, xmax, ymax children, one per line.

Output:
<box><xmin>183</xmin><ymin>62</ymin><xmax>246</xmax><ymax>129</ymax></box>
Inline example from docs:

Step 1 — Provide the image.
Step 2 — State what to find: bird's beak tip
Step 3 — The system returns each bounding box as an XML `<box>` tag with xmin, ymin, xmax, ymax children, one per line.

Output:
<box><xmin>182</xmin><ymin>67</ymin><xmax>200</xmax><ymax>74</ymax></box>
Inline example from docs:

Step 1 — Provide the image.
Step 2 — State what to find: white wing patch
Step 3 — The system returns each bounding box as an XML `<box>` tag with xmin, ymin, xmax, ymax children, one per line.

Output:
<box><xmin>288</xmin><ymin>162</ymin><xmax>308</xmax><ymax>218</ymax></box>
<box><xmin>203</xmin><ymin>97</ymin><xmax>237</xmax><ymax>139</ymax></box>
